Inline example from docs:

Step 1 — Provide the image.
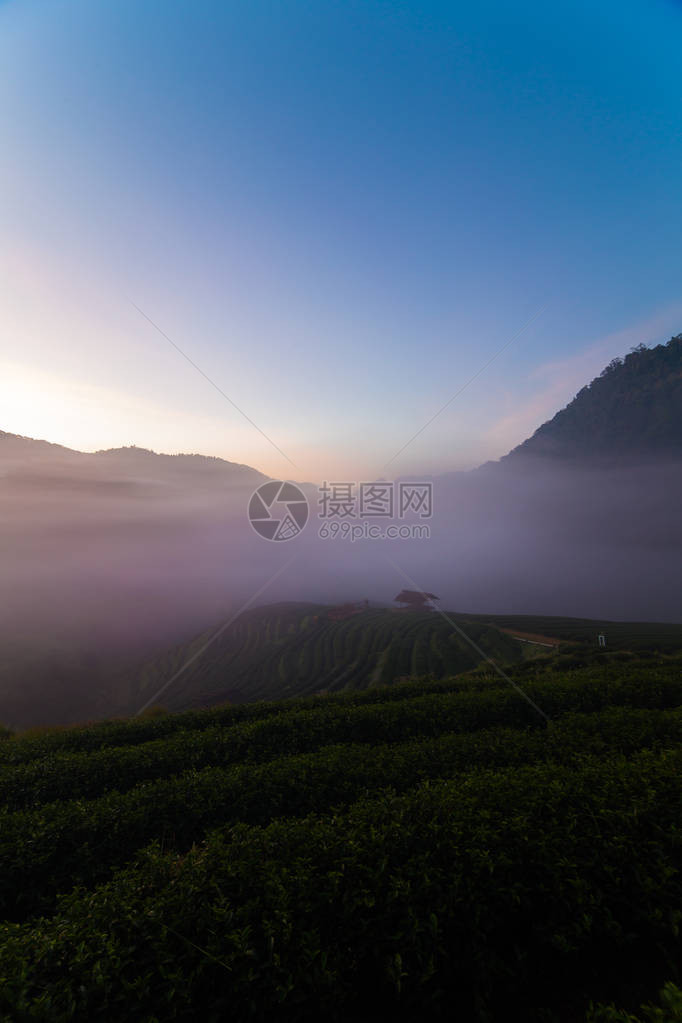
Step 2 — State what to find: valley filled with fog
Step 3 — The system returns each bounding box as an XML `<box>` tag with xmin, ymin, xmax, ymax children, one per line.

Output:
<box><xmin>2</xmin><ymin>432</ymin><xmax>680</xmax><ymax>726</ymax></box>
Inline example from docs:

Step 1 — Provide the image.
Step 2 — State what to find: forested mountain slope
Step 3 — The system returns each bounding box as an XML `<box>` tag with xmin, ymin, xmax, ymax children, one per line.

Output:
<box><xmin>503</xmin><ymin>334</ymin><xmax>682</xmax><ymax>461</ymax></box>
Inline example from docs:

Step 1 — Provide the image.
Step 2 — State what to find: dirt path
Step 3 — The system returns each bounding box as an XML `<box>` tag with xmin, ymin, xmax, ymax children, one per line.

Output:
<box><xmin>499</xmin><ymin>628</ymin><xmax>562</xmax><ymax>648</ymax></box>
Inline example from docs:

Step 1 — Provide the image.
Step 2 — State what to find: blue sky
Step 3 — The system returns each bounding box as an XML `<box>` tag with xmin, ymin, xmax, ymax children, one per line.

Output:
<box><xmin>1</xmin><ymin>0</ymin><xmax>680</xmax><ymax>479</ymax></box>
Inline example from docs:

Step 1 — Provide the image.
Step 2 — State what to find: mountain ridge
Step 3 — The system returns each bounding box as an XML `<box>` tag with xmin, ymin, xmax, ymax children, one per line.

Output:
<box><xmin>4</xmin><ymin>332</ymin><xmax>681</xmax><ymax>479</ymax></box>
<box><xmin>0</xmin><ymin>433</ymin><xmax>269</xmax><ymax>485</ymax></box>
<box><xmin>501</xmin><ymin>334</ymin><xmax>682</xmax><ymax>463</ymax></box>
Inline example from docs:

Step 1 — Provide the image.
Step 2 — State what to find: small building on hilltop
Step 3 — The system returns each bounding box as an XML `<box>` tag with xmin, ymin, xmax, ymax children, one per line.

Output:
<box><xmin>394</xmin><ymin>590</ymin><xmax>439</xmax><ymax>611</ymax></box>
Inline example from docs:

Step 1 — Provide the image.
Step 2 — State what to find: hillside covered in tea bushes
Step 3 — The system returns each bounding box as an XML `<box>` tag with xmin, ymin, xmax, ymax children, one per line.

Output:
<box><xmin>1</xmin><ymin>652</ymin><xmax>682</xmax><ymax>1020</ymax></box>
<box><xmin>125</xmin><ymin>602</ymin><xmax>682</xmax><ymax>716</ymax></box>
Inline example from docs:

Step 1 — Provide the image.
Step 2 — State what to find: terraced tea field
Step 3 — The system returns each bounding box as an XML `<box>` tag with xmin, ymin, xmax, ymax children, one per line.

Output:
<box><xmin>1</xmin><ymin>655</ymin><xmax>681</xmax><ymax>1020</ymax></box>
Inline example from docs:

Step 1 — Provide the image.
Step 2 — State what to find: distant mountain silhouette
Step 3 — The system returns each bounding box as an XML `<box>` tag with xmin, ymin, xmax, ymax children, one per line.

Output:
<box><xmin>0</xmin><ymin>430</ymin><xmax>81</xmax><ymax>464</ymax></box>
<box><xmin>502</xmin><ymin>334</ymin><xmax>682</xmax><ymax>463</ymax></box>
<box><xmin>4</xmin><ymin>333</ymin><xmax>680</xmax><ymax>483</ymax></box>
<box><xmin>0</xmin><ymin>433</ymin><xmax>268</xmax><ymax>488</ymax></box>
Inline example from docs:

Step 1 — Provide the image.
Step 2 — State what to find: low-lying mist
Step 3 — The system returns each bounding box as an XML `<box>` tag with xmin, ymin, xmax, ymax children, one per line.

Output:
<box><xmin>1</xmin><ymin>440</ymin><xmax>680</xmax><ymax>726</ymax></box>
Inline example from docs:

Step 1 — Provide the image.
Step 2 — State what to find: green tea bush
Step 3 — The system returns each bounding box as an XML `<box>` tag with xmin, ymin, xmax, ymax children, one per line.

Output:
<box><xmin>1</xmin><ymin>662</ymin><xmax>681</xmax><ymax>1020</ymax></box>
<box><xmin>0</xmin><ymin>706</ymin><xmax>679</xmax><ymax>922</ymax></box>
<box><xmin>1</xmin><ymin>750</ymin><xmax>680</xmax><ymax>1021</ymax></box>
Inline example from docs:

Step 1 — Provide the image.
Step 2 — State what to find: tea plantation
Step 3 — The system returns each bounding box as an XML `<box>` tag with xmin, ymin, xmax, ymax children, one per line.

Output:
<box><xmin>1</xmin><ymin>655</ymin><xmax>682</xmax><ymax>1021</ymax></box>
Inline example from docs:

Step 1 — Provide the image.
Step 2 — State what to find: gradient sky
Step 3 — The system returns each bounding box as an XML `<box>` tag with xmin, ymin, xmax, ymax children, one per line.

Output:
<box><xmin>1</xmin><ymin>0</ymin><xmax>681</xmax><ymax>480</ymax></box>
